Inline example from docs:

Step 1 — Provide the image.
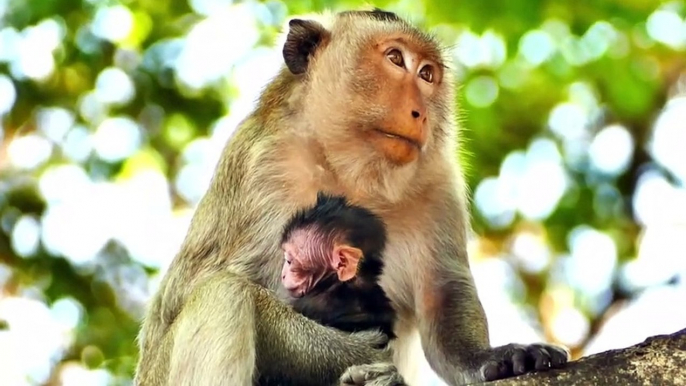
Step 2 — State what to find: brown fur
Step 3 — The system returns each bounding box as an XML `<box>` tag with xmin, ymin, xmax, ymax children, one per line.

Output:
<box><xmin>134</xmin><ymin>8</ymin><xmax>568</xmax><ymax>386</ymax></box>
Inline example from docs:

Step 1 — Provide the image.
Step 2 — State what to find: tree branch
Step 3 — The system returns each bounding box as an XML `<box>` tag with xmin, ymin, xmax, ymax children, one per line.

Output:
<box><xmin>478</xmin><ymin>327</ymin><xmax>686</xmax><ymax>385</ymax></box>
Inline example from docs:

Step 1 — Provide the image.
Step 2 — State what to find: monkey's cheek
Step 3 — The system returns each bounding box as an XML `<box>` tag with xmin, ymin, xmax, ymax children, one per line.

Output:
<box><xmin>375</xmin><ymin>138</ymin><xmax>420</xmax><ymax>166</ymax></box>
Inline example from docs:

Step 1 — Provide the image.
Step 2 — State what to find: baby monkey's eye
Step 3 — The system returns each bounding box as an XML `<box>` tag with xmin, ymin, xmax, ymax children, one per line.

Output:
<box><xmin>419</xmin><ymin>65</ymin><xmax>434</xmax><ymax>83</ymax></box>
<box><xmin>387</xmin><ymin>49</ymin><xmax>404</xmax><ymax>67</ymax></box>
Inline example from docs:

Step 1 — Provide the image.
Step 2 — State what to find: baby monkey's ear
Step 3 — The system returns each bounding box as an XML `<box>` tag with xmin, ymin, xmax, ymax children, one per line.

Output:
<box><xmin>332</xmin><ymin>244</ymin><xmax>363</xmax><ymax>282</ymax></box>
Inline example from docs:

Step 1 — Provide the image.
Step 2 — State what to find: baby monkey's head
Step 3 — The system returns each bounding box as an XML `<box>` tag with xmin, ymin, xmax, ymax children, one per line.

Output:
<box><xmin>280</xmin><ymin>192</ymin><xmax>387</xmax><ymax>298</ymax></box>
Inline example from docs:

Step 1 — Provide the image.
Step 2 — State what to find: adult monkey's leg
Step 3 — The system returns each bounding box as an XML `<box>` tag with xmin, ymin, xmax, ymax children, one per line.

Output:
<box><xmin>165</xmin><ymin>272</ymin><xmax>390</xmax><ymax>386</ymax></box>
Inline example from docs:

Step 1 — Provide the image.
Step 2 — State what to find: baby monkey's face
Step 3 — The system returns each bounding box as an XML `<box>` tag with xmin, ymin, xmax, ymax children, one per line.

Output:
<box><xmin>280</xmin><ymin>228</ymin><xmax>363</xmax><ymax>298</ymax></box>
<box><xmin>281</xmin><ymin>239</ymin><xmax>323</xmax><ymax>298</ymax></box>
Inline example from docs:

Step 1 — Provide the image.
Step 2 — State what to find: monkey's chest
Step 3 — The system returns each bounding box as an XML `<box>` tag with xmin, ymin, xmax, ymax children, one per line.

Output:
<box><xmin>377</xmin><ymin>230</ymin><xmax>431</xmax><ymax>314</ymax></box>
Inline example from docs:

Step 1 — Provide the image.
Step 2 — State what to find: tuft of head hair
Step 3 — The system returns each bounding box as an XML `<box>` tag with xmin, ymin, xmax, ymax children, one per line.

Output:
<box><xmin>282</xmin><ymin>192</ymin><xmax>387</xmax><ymax>256</ymax></box>
<box><xmin>340</xmin><ymin>7</ymin><xmax>403</xmax><ymax>23</ymax></box>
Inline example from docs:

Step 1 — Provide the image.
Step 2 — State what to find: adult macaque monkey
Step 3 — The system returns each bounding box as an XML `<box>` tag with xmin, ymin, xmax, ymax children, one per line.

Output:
<box><xmin>135</xmin><ymin>7</ymin><xmax>569</xmax><ymax>386</ymax></box>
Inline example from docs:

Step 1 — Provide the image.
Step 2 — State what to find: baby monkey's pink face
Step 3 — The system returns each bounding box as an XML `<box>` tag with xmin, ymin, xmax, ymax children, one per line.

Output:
<box><xmin>281</xmin><ymin>229</ymin><xmax>363</xmax><ymax>298</ymax></box>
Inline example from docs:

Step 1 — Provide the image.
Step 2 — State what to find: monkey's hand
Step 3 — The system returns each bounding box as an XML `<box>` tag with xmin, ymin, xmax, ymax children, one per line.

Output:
<box><xmin>340</xmin><ymin>362</ymin><xmax>406</xmax><ymax>386</ymax></box>
<box><xmin>479</xmin><ymin>343</ymin><xmax>569</xmax><ymax>382</ymax></box>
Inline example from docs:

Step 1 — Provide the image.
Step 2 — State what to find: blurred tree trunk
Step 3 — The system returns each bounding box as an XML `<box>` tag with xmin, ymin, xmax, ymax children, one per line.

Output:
<box><xmin>480</xmin><ymin>327</ymin><xmax>686</xmax><ymax>386</ymax></box>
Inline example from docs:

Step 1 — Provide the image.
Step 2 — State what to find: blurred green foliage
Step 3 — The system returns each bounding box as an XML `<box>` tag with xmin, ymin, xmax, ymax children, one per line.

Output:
<box><xmin>1</xmin><ymin>0</ymin><xmax>685</xmax><ymax>384</ymax></box>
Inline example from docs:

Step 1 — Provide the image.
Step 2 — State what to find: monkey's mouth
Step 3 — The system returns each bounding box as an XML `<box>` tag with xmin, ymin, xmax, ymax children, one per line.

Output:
<box><xmin>373</xmin><ymin>128</ymin><xmax>422</xmax><ymax>150</ymax></box>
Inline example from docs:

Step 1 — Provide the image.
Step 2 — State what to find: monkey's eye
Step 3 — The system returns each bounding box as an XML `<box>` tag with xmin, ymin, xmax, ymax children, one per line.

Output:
<box><xmin>387</xmin><ymin>49</ymin><xmax>404</xmax><ymax>67</ymax></box>
<box><xmin>419</xmin><ymin>65</ymin><xmax>434</xmax><ymax>83</ymax></box>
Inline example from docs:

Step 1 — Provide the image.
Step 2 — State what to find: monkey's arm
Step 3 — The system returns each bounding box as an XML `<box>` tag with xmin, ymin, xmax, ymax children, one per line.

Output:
<box><xmin>416</xmin><ymin>191</ymin><xmax>568</xmax><ymax>385</ymax></box>
<box><xmin>164</xmin><ymin>271</ymin><xmax>391</xmax><ymax>386</ymax></box>
<box><xmin>415</xmin><ymin>216</ymin><xmax>490</xmax><ymax>385</ymax></box>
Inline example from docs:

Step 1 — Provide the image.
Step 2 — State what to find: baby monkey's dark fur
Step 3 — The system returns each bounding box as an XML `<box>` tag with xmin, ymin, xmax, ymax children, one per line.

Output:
<box><xmin>282</xmin><ymin>192</ymin><xmax>397</xmax><ymax>339</ymax></box>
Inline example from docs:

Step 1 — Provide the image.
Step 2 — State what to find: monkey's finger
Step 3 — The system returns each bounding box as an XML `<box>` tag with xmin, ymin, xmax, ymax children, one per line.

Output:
<box><xmin>480</xmin><ymin>361</ymin><xmax>501</xmax><ymax>381</ymax></box>
<box><xmin>340</xmin><ymin>365</ymin><xmax>367</xmax><ymax>384</ymax></box>
<box><xmin>549</xmin><ymin>346</ymin><xmax>570</xmax><ymax>367</ymax></box>
<box><xmin>364</xmin><ymin>362</ymin><xmax>398</xmax><ymax>380</ymax></box>
<box><xmin>482</xmin><ymin>357</ymin><xmax>514</xmax><ymax>381</ymax></box>
<box><xmin>529</xmin><ymin>346</ymin><xmax>552</xmax><ymax>371</ymax></box>
<box><xmin>339</xmin><ymin>371</ymin><xmax>362</xmax><ymax>385</ymax></box>
<box><xmin>511</xmin><ymin>347</ymin><xmax>528</xmax><ymax>375</ymax></box>
<box><xmin>340</xmin><ymin>363</ymin><xmax>405</xmax><ymax>386</ymax></box>
<box><xmin>498</xmin><ymin>358</ymin><xmax>512</xmax><ymax>377</ymax></box>
<box><xmin>366</xmin><ymin>373</ymin><xmax>407</xmax><ymax>386</ymax></box>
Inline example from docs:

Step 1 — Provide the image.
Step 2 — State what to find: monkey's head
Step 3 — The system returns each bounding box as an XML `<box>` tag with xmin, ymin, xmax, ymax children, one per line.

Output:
<box><xmin>281</xmin><ymin>8</ymin><xmax>454</xmax><ymax>179</ymax></box>
<box><xmin>280</xmin><ymin>192</ymin><xmax>388</xmax><ymax>298</ymax></box>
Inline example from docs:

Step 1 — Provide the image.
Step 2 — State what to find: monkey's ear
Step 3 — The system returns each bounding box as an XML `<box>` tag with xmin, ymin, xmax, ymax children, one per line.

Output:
<box><xmin>282</xmin><ymin>19</ymin><xmax>329</xmax><ymax>75</ymax></box>
<box><xmin>333</xmin><ymin>245</ymin><xmax>363</xmax><ymax>282</ymax></box>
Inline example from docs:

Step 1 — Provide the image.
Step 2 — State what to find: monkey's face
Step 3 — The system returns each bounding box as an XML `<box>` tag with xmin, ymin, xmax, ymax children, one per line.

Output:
<box><xmin>281</xmin><ymin>240</ymin><xmax>329</xmax><ymax>298</ymax></box>
<box><xmin>283</xmin><ymin>12</ymin><xmax>452</xmax><ymax>172</ymax></box>
<box><xmin>311</xmin><ymin>29</ymin><xmax>448</xmax><ymax>169</ymax></box>
<box><xmin>349</xmin><ymin>37</ymin><xmax>444</xmax><ymax>166</ymax></box>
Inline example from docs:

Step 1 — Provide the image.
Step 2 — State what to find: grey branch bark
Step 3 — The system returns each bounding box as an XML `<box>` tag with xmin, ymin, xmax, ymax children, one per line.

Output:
<box><xmin>476</xmin><ymin>327</ymin><xmax>686</xmax><ymax>385</ymax></box>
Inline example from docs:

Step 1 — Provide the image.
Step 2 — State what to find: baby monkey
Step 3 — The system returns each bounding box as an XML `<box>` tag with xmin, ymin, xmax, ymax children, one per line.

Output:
<box><xmin>281</xmin><ymin>192</ymin><xmax>396</xmax><ymax>339</ymax></box>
